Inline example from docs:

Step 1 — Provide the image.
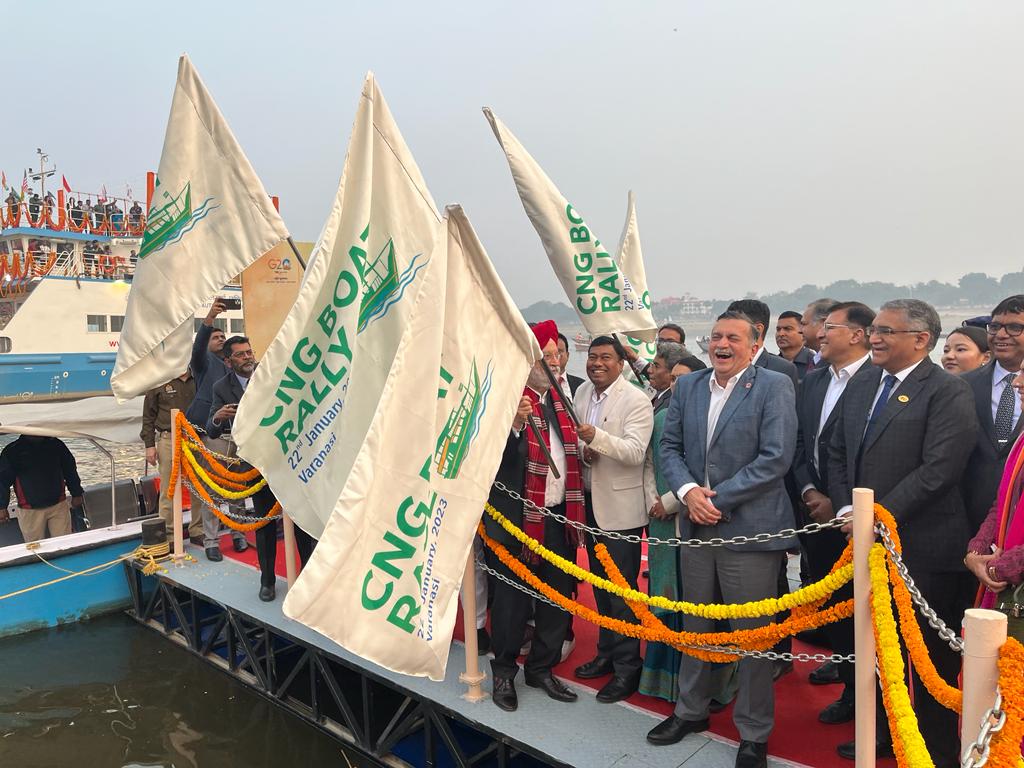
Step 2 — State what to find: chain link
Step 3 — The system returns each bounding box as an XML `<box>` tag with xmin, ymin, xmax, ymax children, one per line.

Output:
<box><xmin>472</xmin><ymin>558</ymin><xmax>854</xmax><ymax>664</ymax></box>
<box><xmin>961</xmin><ymin>690</ymin><xmax>1005</xmax><ymax>768</ymax></box>
<box><xmin>181</xmin><ymin>479</ymin><xmax>281</xmax><ymax>524</ymax></box>
<box><xmin>492</xmin><ymin>482</ymin><xmax>846</xmax><ymax>547</ymax></box>
<box><xmin>875</xmin><ymin>522</ymin><xmax>965</xmax><ymax>654</ymax></box>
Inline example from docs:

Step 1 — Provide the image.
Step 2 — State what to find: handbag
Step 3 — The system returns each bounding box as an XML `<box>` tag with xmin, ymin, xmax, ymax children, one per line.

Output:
<box><xmin>996</xmin><ymin>581</ymin><xmax>1024</xmax><ymax>643</ymax></box>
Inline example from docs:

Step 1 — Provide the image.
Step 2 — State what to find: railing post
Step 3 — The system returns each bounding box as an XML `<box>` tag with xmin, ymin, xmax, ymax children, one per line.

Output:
<box><xmin>171</xmin><ymin>408</ymin><xmax>184</xmax><ymax>561</ymax></box>
<box><xmin>459</xmin><ymin>546</ymin><xmax>487</xmax><ymax>702</ymax></box>
<box><xmin>853</xmin><ymin>487</ymin><xmax>876</xmax><ymax>768</ymax></box>
<box><xmin>961</xmin><ymin>608</ymin><xmax>1007</xmax><ymax>761</ymax></box>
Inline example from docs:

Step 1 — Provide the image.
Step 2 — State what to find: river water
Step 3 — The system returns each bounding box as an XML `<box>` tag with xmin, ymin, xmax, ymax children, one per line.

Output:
<box><xmin>0</xmin><ymin>614</ymin><xmax>373</xmax><ymax>767</ymax></box>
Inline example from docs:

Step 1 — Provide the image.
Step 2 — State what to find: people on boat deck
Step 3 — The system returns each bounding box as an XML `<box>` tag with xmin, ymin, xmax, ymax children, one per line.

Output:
<box><xmin>186</xmin><ymin>299</ymin><xmax>248</xmax><ymax>562</ymax></box>
<box><xmin>207</xmin><ymin>335</ymin><xmax>316</xmax><ymax>602</ymax></box>
<box><xmin>0</xmin><ymin>435</ymin><xmax>83</xmax><ymax>543</ymax></box>
<box><xmin>141</xmin><ymin>369</ymin><xmax>201</xmax><ymax>544</ymax></box>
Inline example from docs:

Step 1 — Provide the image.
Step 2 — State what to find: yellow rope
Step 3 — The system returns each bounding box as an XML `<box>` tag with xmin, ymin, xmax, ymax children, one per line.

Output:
<box><xmin>484</xmin><ymin>502</ymin><xmax>853</xmax><ymax>618</ymax></box>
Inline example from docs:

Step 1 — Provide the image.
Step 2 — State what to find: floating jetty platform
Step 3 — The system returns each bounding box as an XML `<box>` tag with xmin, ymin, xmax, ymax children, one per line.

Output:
<box><xmin>124</xmin><ymin>553</ymin><xmax>802</xmax><ymax>768</ymax></box>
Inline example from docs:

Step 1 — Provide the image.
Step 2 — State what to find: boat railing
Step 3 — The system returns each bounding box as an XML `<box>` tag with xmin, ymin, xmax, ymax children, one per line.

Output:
<box><xmin>2</xmin><ymin>191</ymin><xmax>146</xmax><ymax>237</ymax></box>
<box><xmin>0</xmin><ymin>248</ymin><xmax>136</xmax><ymax>282</ymax></box>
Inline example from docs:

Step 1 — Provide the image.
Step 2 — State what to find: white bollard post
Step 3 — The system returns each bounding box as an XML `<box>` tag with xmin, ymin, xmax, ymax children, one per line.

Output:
<box><xmin>282</xmin><ymin>512</ymin><xmax>298</xmax><ymax>587</ymax></box>
<box><xmin>961</xmin><ymin>608</ymin><xmax>1008</xmax><ymax>761</ymax></box>
<box><xmin>459</xmin><ymin>547</ymin><xmax>487</xmax><ymax>702</ymax></box>
<box><xmin>171</xmin><ymin>408</ymin><xmax>184</xmax><ymax>562</ymax></box>
<box><xmin>853</xmin><ymin>487</ymin><xmax>876</xmax><ymax>768</ymax></box>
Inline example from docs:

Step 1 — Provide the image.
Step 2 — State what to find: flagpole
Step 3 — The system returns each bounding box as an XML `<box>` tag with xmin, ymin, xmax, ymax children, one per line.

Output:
<box><xmin>459</xmin><ymin>544</ymin><xmax>487</xmax><ymax>702</ymax></box>
<box><xmin>540</xmin><ymin>359</ymin><xmax>579</xmax><ymax>426</ymax></box>
<box><xmin>526</xmin><ymin>415</ymin><xmax>560</xmax><ymax>478</ymax></box>
<box><xmin>171</xmin><ymin>409</ymin><xmax>185</xmax><ymax>562</ymax></box>
<box><xmin>286</xmin><ymin>237</ymin><xmax>306</xmax><ymax>270</ymax></box>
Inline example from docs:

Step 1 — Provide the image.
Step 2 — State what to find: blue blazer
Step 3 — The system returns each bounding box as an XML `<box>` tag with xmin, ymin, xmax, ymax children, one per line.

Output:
<box><xmin>659</xmin><ymin>365</ymin><xmax>797</xmax><ymax>551</ymax></box>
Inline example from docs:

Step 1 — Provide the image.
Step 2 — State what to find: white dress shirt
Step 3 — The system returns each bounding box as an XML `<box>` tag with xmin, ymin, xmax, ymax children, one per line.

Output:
<box><xmin>676</xmin><ymin>366</ymin><xmax>750</xmax><ymax>501</ymax></box>
<box><xmin>582</xmin><ymin>388</ymin><xmax>610</xmax><ymax>491</ymax></box>
<box><xmin>809</xmin><ymin>353</ymin><xmax>872</xmax><ymax>477</ymax></box>
<box><xmin>991</xmin><ymin>361</ymin><xmax>1022</xmax><ymax>428</ymax></box>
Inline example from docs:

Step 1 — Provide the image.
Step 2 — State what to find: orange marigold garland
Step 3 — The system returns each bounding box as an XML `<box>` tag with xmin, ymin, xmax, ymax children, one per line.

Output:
<box><xmin>986</xmin><ymin>637</ymin><xmax>1024</xmax><ymax>768</ymax></box>
<box><xmin>180</xmin><ymin>458</ymin><xmax>278</xmax><ymax>532</ymax></box>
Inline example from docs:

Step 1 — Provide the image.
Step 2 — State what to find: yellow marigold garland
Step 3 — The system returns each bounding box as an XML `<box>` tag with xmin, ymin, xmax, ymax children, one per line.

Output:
<box><xmin>182</xmin><ymin>443</ymin><xmax>267</xmax><ymax>499</ymax></box>
<box><xmin>173</xmin><ymin>412</ymin><xmax>261</xmax><ymax>482</ymax></box>
<box><xmin>870</xmin><ymin>542</ymin><xmax>934</xmax><ymax>768</ymax></box>
<box><xmin>180</xmin><ymin>458</ymin><xmax>278</xmax><ymax>532</ymax></box>
<box><xmin>484</xmin><ymin>502</ymin><xmax>852</xmax><ymax>619</ymax></box>
<box><xmin>477</xmin><ymin>523</ymin><xmax>852</xmax><ymax>663</ymax></box>
<box><xmin>986</xmin><ymin>636</ymin><xmax>1024</xmax><ymax>768</ymax></box>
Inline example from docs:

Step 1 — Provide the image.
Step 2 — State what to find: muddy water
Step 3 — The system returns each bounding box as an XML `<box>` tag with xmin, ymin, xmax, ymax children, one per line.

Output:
<box><xmin>0</xmin><ymin>614</ymin><xmax>375</xmax><ymax>767</ymax></box>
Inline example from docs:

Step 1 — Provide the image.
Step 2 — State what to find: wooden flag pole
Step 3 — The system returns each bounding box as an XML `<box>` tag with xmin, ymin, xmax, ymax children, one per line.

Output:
<box><xmin>540</xmin><ymin>359</ymin><xmax>579</xmax><ymax>426</ymax></box>
<box><xmin>171</xmin><ymin>408</ymin><xmax>184</xmax><ymax>562</ymax></box>
<box><xmin>526</xmin><ymin>415</ymin><xmax>560</xmax><ymax>479</ymax></box>
<box><xmin>852</xmin><ymin>487</ymin><xmax>876</xmax><ymax>768</ymax></box>
<box><xmin>282</xmin><ymin>513</ymin><xmax>298</xmax><ymax>587</ymax></box>
<box><xmin>459</xmin><ymin>545</ymin><xmax>487</xmax><ymax>702</ymax></box>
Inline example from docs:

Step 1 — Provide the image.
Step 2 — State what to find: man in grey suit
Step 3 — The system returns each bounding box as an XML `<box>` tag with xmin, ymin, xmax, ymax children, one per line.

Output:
<box><xmin>828</xmin><ymin>300</ymin><xmax>978</xmax><ymax>766</ymax></box>
<box><xmin>961</xmin><ymin>296</ymin><xmax>1024</xmax><ymax>533</ymax></box>
<box><xmin>647</xmin><ymin>311</ymin><xmax>797</xmax><ymax>768</ymax></box>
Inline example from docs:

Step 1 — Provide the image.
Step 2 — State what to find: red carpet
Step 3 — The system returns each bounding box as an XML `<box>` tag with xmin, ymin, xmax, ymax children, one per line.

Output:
<box><xmin>221</xmin><ymin>533</ymin><xmax>890</xmax><ymax>768</ymax></box>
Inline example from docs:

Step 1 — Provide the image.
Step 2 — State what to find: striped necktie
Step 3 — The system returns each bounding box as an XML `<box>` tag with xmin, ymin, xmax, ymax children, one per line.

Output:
<box><xmin>995</xmin><ymin>373</ymin><xmax>1016</xmax><ymax>444</ymax></box>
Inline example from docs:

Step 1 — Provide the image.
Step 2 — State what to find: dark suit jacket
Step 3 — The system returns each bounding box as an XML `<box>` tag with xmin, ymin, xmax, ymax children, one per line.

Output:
<box><xmin>793</xmin><ymin>361</ymin><xmax>875</xmax><ymax>496</ymax></box>
<box><xmin>484</xmin><ymin>394</ymin><xmax>576</xmax><ymax>552</ymax></box>
<box><xmin>566</xmin><ymin>374</ymin><xmax>584</xmax><ymax>396</ymax></box>
<box><xmin>827</xmin><ymin>358</ymin><xmax>978</xmax><ymax>572</ymax></box>
<box><xmin>186</xmin><ymin>323</ymin><xmax>228</xmax><ymax>426</ymax></box>
<box><xmin>961</xmin><ymin>361</ymin><xmax>1024</xmax><ymax>533</ymax></box>
<box><xmin>755</xmin><ymin>349</ymin><xmax>799</xmax><ymax>389</ymax></box>
<box><xmin>789</xmin><ymin>347</ymin><xmax>815</xmax><ymax>383</ymax></box>
<box><xmin>205</xmin><ymin>371</ymin><xmax>247</xmax><ymax>439</ymax></box>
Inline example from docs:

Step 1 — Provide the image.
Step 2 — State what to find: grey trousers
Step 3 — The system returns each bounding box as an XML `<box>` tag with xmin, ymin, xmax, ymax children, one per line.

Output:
<box><xmin>674</xmin><ymin>545</ymin><xmax>784</xmax><ymax>744</ymax></box>
<box><xmin>200</xmin><ymin>436</ymin><xmax>247</xmax><ymax>549</ymax></box>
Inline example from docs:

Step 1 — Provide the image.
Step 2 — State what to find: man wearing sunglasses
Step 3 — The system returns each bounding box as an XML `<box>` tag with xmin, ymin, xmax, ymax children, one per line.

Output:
<box><xmin>827</xmin><ymin>299</ymin><xmax>977</xmax><ymax>765</ymax></box>
<box><xmin>961</xmin><ymin>296</ymin><xmax>1024</xmax><ymax>534</ymax></box>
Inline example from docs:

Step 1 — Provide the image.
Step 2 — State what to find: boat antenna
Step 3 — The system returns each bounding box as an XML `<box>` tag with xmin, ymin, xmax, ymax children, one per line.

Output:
<box><xmin>28</xmin><ymin>148</ymin><xmax>55</xmax><ymax>199</ymax></box>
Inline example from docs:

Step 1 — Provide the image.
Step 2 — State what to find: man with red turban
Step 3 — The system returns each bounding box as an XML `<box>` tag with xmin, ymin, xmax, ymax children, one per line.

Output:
<box><xmin>484</xmin><ymin>320</ymin><xmax>585</xmax><ymax>712</ymax></box>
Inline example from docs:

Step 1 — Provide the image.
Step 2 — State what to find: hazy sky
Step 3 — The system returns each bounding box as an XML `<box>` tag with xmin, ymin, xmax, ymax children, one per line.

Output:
<box><xmin>7</xmin><ymin>2</ymin><xmax>1024</xmax><ymax>305</ymax></box>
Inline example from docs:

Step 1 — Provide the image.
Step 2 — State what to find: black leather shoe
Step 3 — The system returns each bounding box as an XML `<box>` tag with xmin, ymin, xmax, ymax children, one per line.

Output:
<box><xmin>819</xmin><ymin>697</ymin><xmax>855</xmax><ymax>724</ymax></box>
<box><xmin>771</xmin><ymin>660</ymin><xmax>794</xmax><ymax>682</ymax></box>
<box><xmin>258</xmin><ymin>585</ymin><xmax>276</xmax><ymax>602</ymax></box>
<box><xmin>709</xmin><ymin>695</ymin><xmax>734</xmax><ymax>713</ymax></box>
<box><xmin>596</xmin><ymin>673</ymin><xmax>639</xmax><ymax>703</ymax></box>
<box><xmin>492</xmin><ymin>676</ymin><xmax>517</xmax><ymax>711</ymax></box>
<box><xmin>574</xmin><ymin>657</ymin><xmax>613</xmax><ymax>679</ymax></box>
<box><xmin>809</xmin><ymin>660</ymin><xmax>841</xmax><ymax>685</ymax></box>
<box><xmin>205</xmin><ymin>546</ymin><xmax>223</xmax><ymax>562</ymax></box>
<box><xmin>646</xmin><ymin>715</ymin><xmax>709</xmax><ymax>745</ymax></box>
<box><xmin>189</xmin><ymin>534</ymin><xmax>204</xmax><ymax>546</ymax></box>
<box><xmin>477</xmin><ymin>627</ymin><xmax>491</xmax><ymax>655</ymax></box>
<box><xmin>232</xmin><ymin>537</ymin><xmax>249</xmax><ymax>553</ymax></box>
<box><xmin>735</xmin><ymin>740</ymin><xmax>768</xmax><ymax>768</ymax></box>
<box><xmin>525</xmin><ymin>674</ymin><xmax>577</xmax><ymax>702</ymax></box>
<box><xmin>836</xmin><ymin>740</ymin><xmax>895</xmax><ymax>761</ymax></box>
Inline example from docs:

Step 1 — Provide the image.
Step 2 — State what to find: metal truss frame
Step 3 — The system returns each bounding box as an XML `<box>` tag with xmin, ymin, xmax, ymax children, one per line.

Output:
<box><xmin>123</xmin><ymin>562</ymin><xmax>563</xmax><ymax>768</ymax></box>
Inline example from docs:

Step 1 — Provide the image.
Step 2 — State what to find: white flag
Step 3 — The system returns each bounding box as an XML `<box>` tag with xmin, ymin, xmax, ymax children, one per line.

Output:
<box><xmin>111</xmin><ymin>55</ymin><xmax>288</xmax><ymax>400</ymax></box>
<box><xmin>615</xmin><ymin>191</ymin><xmax>659</xmax><ymax>366</ymax></box>
<box><xmin>283</xmin><ymin>205</ymin><xmax>539</xmax><ymax>680</ymax></box>
<box><xmin>233</xmin><ymin>73</ymin><xmax>440</xmax><ymax>538</ymax></box>
<box><xmin>484</xmin><ymin>108</ymin><xmax>657</xmax><ymax>341</ymax></box>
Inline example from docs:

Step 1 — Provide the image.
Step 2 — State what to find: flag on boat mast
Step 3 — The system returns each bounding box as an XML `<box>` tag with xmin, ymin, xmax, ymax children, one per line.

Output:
<box><xmin>283</xmin><ymin>206</ymin><xmax>539</xmax><ymax>680</ymax></box>
<box><xmin>20</xmin><ymin>172</ymin><xmax>28</xmax><ymax>200</ymax></box>
<box><xmin>483</xmin><ymin>108</ymin><xmax>657</xmax><ymax>342</ymax></box>
<box><xmin>233</xmin><ymin>73</ymin><xmax>440</xmax><ymax>539</ymax></box>
<box><xmin>111</xmin><ymin>54</ymin><xmax>289</xmax><ymax>401</ymax></box>
<box><xmin>61</xmin><ymin>175</ymin><xmax>72</xmax><ymax>194</ymax></box>
<box><xmin>1</xmin><ymin>171</ymin><xmax>7</xmax><ymax>190</ymax></box>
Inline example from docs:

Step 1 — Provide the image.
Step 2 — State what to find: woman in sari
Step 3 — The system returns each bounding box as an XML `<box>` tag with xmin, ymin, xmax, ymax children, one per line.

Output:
<box><xmin>965</xmin><ymin>362</ymin><xmax>1024</xmax><ymax>635</ymax></box>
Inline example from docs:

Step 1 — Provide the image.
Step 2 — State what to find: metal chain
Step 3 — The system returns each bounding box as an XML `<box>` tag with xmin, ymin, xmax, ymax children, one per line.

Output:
<box><xmin>960</xmin><ymin>691</ymin><xmax>1005</xmax><ymax>768</ymax></box>
<box><xmin>472</xmin><ymin>558</ymin><xmax>854</xmax><ymax>664</ymax></box>
<box><xmin>875</xmin><ymin>523</ymin><xmax>965</xmax><ymax>654</ymax></box>
<box><xmin>180</xmin><ymin>479</ymin><xmax>281</xmax><ymax>524</ymax></box>
<box><xmin>492</xmin><ymin>482</ymin><xmax>847</xmax><ymax>547</ymax></box>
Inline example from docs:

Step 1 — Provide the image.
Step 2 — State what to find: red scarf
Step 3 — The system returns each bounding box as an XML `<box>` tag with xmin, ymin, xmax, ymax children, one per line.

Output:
<box><xmin>523</xmin><ymin>385</ymin><xmax>584</xmax><ymax>560</ymax></box>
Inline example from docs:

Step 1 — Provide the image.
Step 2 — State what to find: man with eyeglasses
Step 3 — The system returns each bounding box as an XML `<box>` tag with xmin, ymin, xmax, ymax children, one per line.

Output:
<box><xmin>961</xmin><ymin>296</ymin><xmax>1024</xmax><ymax>534</ymax></box>
<box><xmin>792</xmin><ymin>302</ymin><xmax>874</xmax><ymax>731</ymax></box>
<box><xmin>827</xmin><ymin>299</ymin><xmax>977</xmax><ymax>765</ymax></box>
<box><xmin>208</xmin><ymin>336</ymin><xmax>315</xmax><ymax>601</ymax></box>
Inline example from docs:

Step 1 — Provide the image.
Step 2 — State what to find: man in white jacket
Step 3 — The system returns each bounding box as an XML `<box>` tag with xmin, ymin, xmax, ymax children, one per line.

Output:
<box><xmin>572</xmin><ymin>335</ymin><xmax>654</xmax><ymax>703</ymax></box>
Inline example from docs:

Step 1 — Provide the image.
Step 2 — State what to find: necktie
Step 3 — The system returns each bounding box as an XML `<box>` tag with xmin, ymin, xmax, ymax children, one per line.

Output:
<box><xmin>864</xmin><ymin>374</ymin><xmax>898</xmax><ymax>442</ymax></box>
<box><xmin>995</xmin><ymin>373</ymin><xmax>1016</xmax><ymax>444</ymax></box>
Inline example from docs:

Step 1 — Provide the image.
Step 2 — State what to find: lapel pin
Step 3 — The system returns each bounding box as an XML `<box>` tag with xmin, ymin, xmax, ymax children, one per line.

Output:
<box><xmin>744</xmin><ymin>382</ymin><xmax>752</xmax><ymax>389</ymax></box>
<box><xmin>897</xmin><ymin>394</ymin><xmax>909</xmax><ymax>403</ymax></box>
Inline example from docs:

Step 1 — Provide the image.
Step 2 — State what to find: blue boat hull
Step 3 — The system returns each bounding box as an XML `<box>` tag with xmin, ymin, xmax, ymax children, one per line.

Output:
<box><xmin>0</xmin><ymin>351</ymin><xmax>117</xmax><ymax>403</ymax></box>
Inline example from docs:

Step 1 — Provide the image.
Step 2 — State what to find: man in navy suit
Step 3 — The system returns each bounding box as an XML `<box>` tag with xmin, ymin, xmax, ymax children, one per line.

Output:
<box><xmin>647</xmin><ymin>311</ymin><xmax>796</xmax><ymax>768</ymax></box>
<box><xmin>792</xmin><ymin>301</ymin><xmax>875</xmax><ymax>729</ymax></box>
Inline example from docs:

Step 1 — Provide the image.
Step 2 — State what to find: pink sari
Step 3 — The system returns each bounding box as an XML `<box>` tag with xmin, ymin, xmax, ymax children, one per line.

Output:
<box><xmin>980</xmin><ymin>431</ymin><xmax>1024</xmax><ymax>609</ymax></box>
